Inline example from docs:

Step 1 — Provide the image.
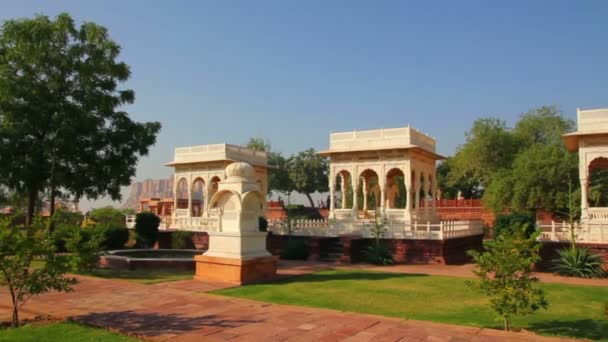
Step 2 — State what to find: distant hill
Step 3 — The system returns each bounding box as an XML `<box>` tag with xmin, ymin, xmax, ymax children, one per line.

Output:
<box><xmin>122</xmin><ymin>177</ymin><xmax>174</xmax><ymax>209</ymax></box>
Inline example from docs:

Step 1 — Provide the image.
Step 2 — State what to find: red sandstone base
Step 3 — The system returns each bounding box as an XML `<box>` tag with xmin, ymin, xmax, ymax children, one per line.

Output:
<box><xmin>194</xmin><ymin>254</ymin><xmax>278</xmax><ymax>284</ymax></box>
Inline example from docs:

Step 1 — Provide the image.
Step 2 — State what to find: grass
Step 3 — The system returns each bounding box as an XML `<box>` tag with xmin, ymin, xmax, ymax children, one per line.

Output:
<box><xmin>215</xmin><ymin>269</ymin><xmax>608</xmax><ymax>340</ymax></box>
<box><xmin>0</xmin><ymin>322</ymin><xmax>137</xmax><ymax>341</ymax></box>
<box><xmin>79</xmin><ymin>268</ymin><xmax>193</xmax><ymax>284</ymax></box>
<box><xmin>31</xmin><ymin>259</ymin><xmax>193</xmax><ymax>284</ymax></box>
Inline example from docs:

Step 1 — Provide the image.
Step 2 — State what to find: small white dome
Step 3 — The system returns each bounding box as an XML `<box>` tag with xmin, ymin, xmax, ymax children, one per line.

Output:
<box><xmin>225</xmin><ymin>162</ymin><xmax>256</xmax><ymax>180</ymax></box>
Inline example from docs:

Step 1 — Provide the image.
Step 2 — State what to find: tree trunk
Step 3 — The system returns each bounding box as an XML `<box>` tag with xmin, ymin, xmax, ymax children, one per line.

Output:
<box><xmin>12</xmin><ymin>304</ymin><xmax>19</xmax><ymax>327</ymax></box>
<box><xmin>305</xmin><ymin>193</ymin><xmax>315</xmax><ymax>208</ymax></box>
<box><xmin>25</xmin><ymin>188</ymin><xmax>38</xmax><ymax>227</ymax></box>
<box><xmin>48</xmin><ymin>187</ymin><xmax>56</xmax><ymax>232</ymax></box>
<box><xmin>503</xmin><ymin>317</ymin><xmax>509</xmax><ymax>331</ymax></box>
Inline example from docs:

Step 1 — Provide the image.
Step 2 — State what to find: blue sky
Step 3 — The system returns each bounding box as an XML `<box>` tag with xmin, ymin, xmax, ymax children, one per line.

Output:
<box><xmin>2</xmin><ymin>1</ymin><xmax>608</xmax><ymax>207</ymax></box>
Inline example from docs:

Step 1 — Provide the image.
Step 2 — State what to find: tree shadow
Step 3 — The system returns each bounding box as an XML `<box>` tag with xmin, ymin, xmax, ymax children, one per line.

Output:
<box><xmin>73</xmin><ymin>311</ymin><xmax>260</xmax><ymax>337</ymax></box>
<box><xmin>273</xmin><ymin>269</ymin><xmax>428</xmax><ymax>284</ymax></box>
<box><xmin>528</xmin><ymin>319</ymin><xmax>608</xmax><ymax>340</ymax></box>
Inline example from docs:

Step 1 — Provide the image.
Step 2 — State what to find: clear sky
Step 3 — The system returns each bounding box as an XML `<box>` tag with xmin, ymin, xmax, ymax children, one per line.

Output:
<box><xmin>2</xmin><ymin>1</ymin><xmax>608</xmax><ymax>208</ymax></box>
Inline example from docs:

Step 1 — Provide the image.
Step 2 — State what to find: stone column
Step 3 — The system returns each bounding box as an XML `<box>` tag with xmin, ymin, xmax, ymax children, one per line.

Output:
<box><xmin>431</xmin><ymin>176</ymin><xmax>437</xmax><ymax>213</ymax></box>
<box><xmin>414</xmin><ymin>173</ymin><xmax>420</xmax><ymax>216</ymax></box>
<box><xmin>172</xmin><ymin>176</ymin><xmax>178</xmax><ymax>218</ymax></box>
<box><xmin>187</xmin><ymin>179</ymin><xmax>192</xmax><ymax>217</ymax></box>
<box><xmin>379</xmin><ymin>183</ymin><xmax>386</xmax><ymax>217</ymax></box>
<box><xmin>581</xmin><ymin>177</ymin><xmax>589</xmax><ymax>220</ymax></box>
<box><xmin>424</xmin><ymin>173</ymin><xmax>431</xmax><ymax>220</ymax></box>
<box><xmin>362</xmin><ymin>178</ymin><xmax>368</xmax><ymax>211</ymax></box>
<box><xmin>329</xmin><ymin>171</ymin><xmax>335</xmax><ymax>217</ymax></box>
<box><xmin>341</xmin><ymin>174</ymin><xmax>348</xmax><ymax>209</ymax></box>
<box><xmin>352</xmin><ymin>179</ymin><xmax>359</xmax><ymax>216</ymax></box>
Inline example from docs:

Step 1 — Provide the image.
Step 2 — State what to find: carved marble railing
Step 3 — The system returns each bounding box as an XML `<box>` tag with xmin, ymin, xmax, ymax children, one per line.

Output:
<box><xmin>268</xmin><ymin>218</ymin><xmax>483</xmax><ymax>240</ymax></box>
<box><xmin>587</xmin><ymin>208</ymin><xmax>608</xmax><ymax>221</ymax></box>
<box><xmin>171</xmin><ymin>216</ymin><xmax>220</xmax><ymax>232</ymax></box>
<box><xmin>538</xmin><ymin>221</ymin><xmax>608</xmax><ymax>244</ymax></box>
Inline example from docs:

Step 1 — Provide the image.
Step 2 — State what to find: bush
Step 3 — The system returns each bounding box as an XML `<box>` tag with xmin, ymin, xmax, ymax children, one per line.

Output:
<box><xmin>552</xmin><ymin>247</ymin><xmax>606</xmax><ymax>278</ymax></box>
<box><xmin>53</xmin><ymin>224</ymin><xmax>82</xmax><ymax>253</ymax></box>
<box><xmin>494</xmin><ymin>212</ymin><xmax>536</xmax><ymax>238</ymax></box>
<box><xmin>281</xmin><ymin>238</ymin><xmax>309</xmax><ymax>260</ymax></box>
<box><xmin>363</xmin><ymin>244</ymin><xmax>394</xmax><ymax>265</ymax></box>
<box><xmin>135</xmin><ymin>212</ymin><xmax>160</xmax><ymax>248</ymax></box>
<box><xmin>171</xmin><ymin>231</ymin><xmax>194</xmax><ymax>249</ymax></box>
<box><xmin>87</xmin><ymin>206</ymin><xmax>126</xmax><ymax>227</ymax></box>
<box><xmin>258</xmin><ymin>217</ymin><xmax>268</xmax><ymax>232</ymax></box>
<box><xmin>52</xmin><ymin>224</ymin><xmax>101</xmax><ymax>272</ymax></box>
<box><xmin>94</xmin><ymin>224</ymin><xmax>129</xmax><ymax>250</ymax></box>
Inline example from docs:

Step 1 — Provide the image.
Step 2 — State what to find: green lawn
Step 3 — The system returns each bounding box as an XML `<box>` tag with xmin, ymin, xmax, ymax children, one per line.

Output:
<box><xmin>0</xmin><ymin>322</ymin><xmax>137</xmax><ymax>341</ymax></box>
<box><xmin>79</xmin><ymin>268</ymin><xmax>193</xmax><ymax>284</ymax></box>
<box><xmin>32</xmin><ymin>259</ymin><xmax>193</xmax><ymax>284</ymax></box>
<box><xmin>215</xmin><ymin>269</ymin><xmax>608</xmax><ymax>340</ymax></box>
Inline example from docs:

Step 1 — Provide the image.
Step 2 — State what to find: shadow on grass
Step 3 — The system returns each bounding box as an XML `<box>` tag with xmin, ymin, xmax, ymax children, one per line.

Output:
<box><xmin>528</xmin><ymin>319</ymin><xmax>608</xmax><ymax>340</ymax></box>
<box><xmin>274</xmin><ymin>269</ymin><xmax>428</xmax><ymax>284</ymax></box>
<box><xmin>74</xmin><ymin>311</ymin><xmax>260</xmax><ymax>337</ymax></box>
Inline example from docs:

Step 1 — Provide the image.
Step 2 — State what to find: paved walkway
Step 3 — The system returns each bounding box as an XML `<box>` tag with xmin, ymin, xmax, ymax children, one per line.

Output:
<box><xmin>0</xmin><ymin>265</ymin><xmax>586</xmax><ymax>341</ymax></box>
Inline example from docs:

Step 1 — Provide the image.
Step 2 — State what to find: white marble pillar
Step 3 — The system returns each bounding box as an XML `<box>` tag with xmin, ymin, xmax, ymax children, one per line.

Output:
<box><xmin>581</xmin><ymin>177</ymin><xmax>589</xmax><ymax>220</ymax></box>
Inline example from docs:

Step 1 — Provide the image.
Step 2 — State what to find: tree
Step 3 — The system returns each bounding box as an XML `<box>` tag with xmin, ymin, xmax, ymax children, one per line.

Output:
<box><xmin>0</xmin><ymin>216</ymin><xmax>77</xmax><ymax>327</ymax></box>
<box><xmin>484</xmin><ymin>145</ymin><xmax>578</xmax><ymax>214</ymax></box>
<box><xmin>245</xmin><ymin>137</ymin><xmax>293</xmax><ymax>196</ymax></box>
<box><xmin>449</xmin><ymin>118</ymin><xmax>520</xmax><ymax>188</ymax></box>
<box><xmin>88</xmin><ymin>206</ymin><xmax>126</xmax><ymax>228</ymax></box>
<box><xmin>134</xmin><ymin>212</ymin><xmax>160</xmax><ymax>248</ymax></box>
<box><xmin>0</xmin><ymin>13</ymin><xmax>161</xmax><ymax>226</ymax></box>
<box><xmin>467</xmin><ymin>225</ymin><xmax>548</xmax><ymax>331</ymax></box>
<box><xmin>436</xmin><ymin>159</ymin><xmax>482</xmax><ymax>199</ymax></box>
<box><xmin>288</xmin><ymin>148</ymin><xmax>328</xmax><ymax>208</ymax></box>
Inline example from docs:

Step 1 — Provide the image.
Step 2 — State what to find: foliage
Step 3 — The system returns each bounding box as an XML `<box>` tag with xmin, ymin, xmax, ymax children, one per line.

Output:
<box><xmin>449</xmin><ymin>106</ymin><xmax>580</xmax><ymax>215</ymax></box>
<box><xmin>493</xmin><ymin>212</ymin><xmax>536</xmax><ymax>238</ymax></box>
<box><xmin>363</xmin><ymin>214</ymin><xmax>393</xmax><ymax>265</ymax></box>
<box><xmin>285</xmin><ymin>204</ymin><xmax>323</xmax><ymax>220</ymax></box>
<box><xmin>63</xmin><ymin>226</ymin><xmax>102</xmax><ymax>272</ymax></box>
<box><xmin>551</xmin><ymin>247</ymin><xmax>606</xmax><ymax>279</ymax></box>
<box><xmin>467</xmin><ymin>225</ymin><xmax>548</xmax><ymax>331</ymax></box>
<box><xmin>51</xmin><ymin>208</ymin><xmax>84</xmax><ymax>227</ymax></box>
<box><xmin>0</xmin><ymin>13</ymin><xmax>161</xmax><ymax>224</ymax></box>
<box><xmin>258</xmin><ymin>216</ymin><xmax>268</xmax><ymax>232</ymax></box>
<box><xmin>437</xmin><ymin>159</ymin><xmax>483</xmax><ymax>199</ymax></box>
<box><xmin>88</xmin><ymin>206</ymin><xmax>126</xmax><ymax>228</ymax></box>
<box><xmin>0</xmin><ymin>322</ymin><xmax>138</xmax><ymax>342</ymax></box>
<box><xmin>134</xmin><ymin>212</ymin><xmax>160</xmax><ymax>248</ymax></box>
<box><xmin>0</xmin><ymin>216</ymin><xmax>77</xmax><ymax>327</ymax></box>
<box><xmin>216</xmin><ymin>269</ymin><xmax>608</xmax><ymax>340</ymax></box>
<box><xmin>246</xmin><ymin>137</ymin><xmax>293</xmax><ymax>196</ymax></box>
<box><xmin>280</xmin><ymin>238</ymin><xmax>309</xmax><ymax>260</ymax></box>
<box><xmin>288</xmin><ymin>148</ymin><xmax>328</xmax><ymax>208</ymax></box>
<box><xmin>95</xmin><ymin>223</ymin><xmax>129</xmax><ymax>250</ymax></box>
<box><xmin>171</xmin><ymin>231</ymin><xmax>194</xmax><ymax>249</ymax></box>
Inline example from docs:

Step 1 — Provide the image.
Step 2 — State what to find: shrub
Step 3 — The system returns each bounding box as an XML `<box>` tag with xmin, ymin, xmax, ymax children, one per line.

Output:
<box><xmin>281</xmin><ymin>238</ymin><xmax>309</xmax><ymax>260</ymax></box>
<box><xmin>363</xmin><ymin>244</ymin><xmax>394</xmax><ymax>265</ymax></box>
<box><xmin>171</xmin><ymin>231</ymin><xmax>195</xmax><ymax>249</ymax></box>
<box><xmin>494</xmin><ymin>212</ymin><xmax>536</xmax><ymax>238</ymax></box>
<box><xmin>258</xmin><ymin>217</ymin><xmax>268</xmax><ymax>232</ymax></box>
<box><xmin>94</xmin><ymin>224</ymin><xmax>129</xmax><ymax>250</ymax></box>
<box><xmin>135</xmin><ymin>212</ymin><xmax>160</xmax><ymax>248</ymax></box>
<box><xmin>552</xmin><ymin>247</ymin><xmax>605</xmax><ymax>278</ymax></box>
<box><xmin>363</xmin><ymin>214</ymin><xmax>393</xmax><ymax>265</ymax></box>
<box><xmin>467</xmin><ymin>224</ymin><xmax>548</xmax><ymax>331</ymax></box>
<box><xmin>53</xmin><ymin>224</ymin><xmax>81</xmax><ymax>253</ymax></box>
<box><xmin>87</xmin><ymin>206</ymin><xmax>126</xmax><ymax>227</ymax></box>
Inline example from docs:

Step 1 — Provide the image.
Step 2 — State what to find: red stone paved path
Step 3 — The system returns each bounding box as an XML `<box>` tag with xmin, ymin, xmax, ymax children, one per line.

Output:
<box><xmin>0</xmin><ymin>272</ymin><xmax>582</xmax><ymax>341</ymax></box>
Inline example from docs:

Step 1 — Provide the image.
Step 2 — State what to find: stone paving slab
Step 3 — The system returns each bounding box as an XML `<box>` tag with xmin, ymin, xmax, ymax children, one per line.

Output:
<box><xmin>2</xmin><ymin>261</ymin><xmax>598</xmax><ymax>341</ymax></box>
<box><xmin>0</xmin><ymin>274</ymin><xmax>582</xmax><ymax>341</ymax></box>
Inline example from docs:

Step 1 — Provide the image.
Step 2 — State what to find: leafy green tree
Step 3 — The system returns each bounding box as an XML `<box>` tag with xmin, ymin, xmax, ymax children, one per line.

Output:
<box><xmin>467</xmin><ymin>225</ymin><xmax>548</xmax><ymax>331</ymax></box>
<box><xmin>0</xmin><ymin>13</ymin><xmax>161</xmax><ymax>225</ymax></box>
<box><xmin>484</xmin><ymin>145</ymin><xmax>578</xmax><ymax>214</ymax></box>
<box><xmin>134</xmin><ymin>212</ymin><xmax>160</xmax><ymax>248</ymax></box>
<box><xmin>288</xmin><ymin>148</ymin><xmax>328</xmax><ymax>208</ymax></box>
<box><xmin>246</xmin><ymin>137</ymin><xmax>293</xmax><ymax>196</ymax></box>
<box><xmin>449</xmin><ymin>117</ymin><xmax>520</xmax><ymax>188</ymax></box>
<box><xmin>437</xmin><ymin>159</ymin><xmax>482</xmax><ymax>199</ymax></box>
<box><xmin>88</xmin><ymin>206</ymin><xmax>126</xmax><ymax>228</ymax></box>
<box><xmin>0</xmin><ymin>216</ymin><xmax>78</xmax><ymax>327</ymax></box>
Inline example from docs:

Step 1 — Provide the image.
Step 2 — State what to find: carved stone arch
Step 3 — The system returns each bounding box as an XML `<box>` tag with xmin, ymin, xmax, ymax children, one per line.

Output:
<box><xmin>386</xmin><ymin>167</ymin><xmax>407</xmax><ymax>209</ymax></box>
<box><xmin>175</xmin><ymin>177</ymin><xmax>189</xmax><ymax>209</ymax></box>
